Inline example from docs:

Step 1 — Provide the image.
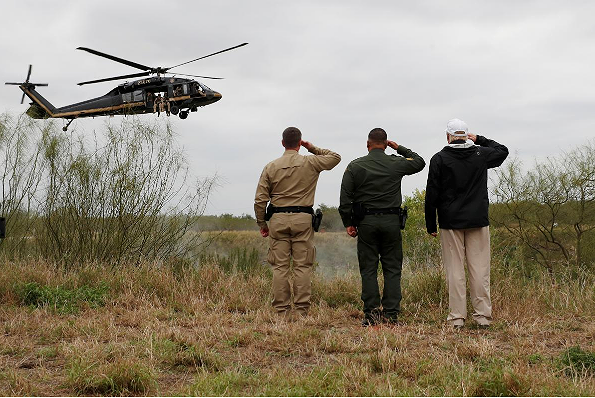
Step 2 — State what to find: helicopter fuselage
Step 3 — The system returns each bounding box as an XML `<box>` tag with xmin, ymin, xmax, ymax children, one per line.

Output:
<box><xmin>23</xmin><ymin>76</ymin><xmax>221</xmax><ymax>120</ymax></box>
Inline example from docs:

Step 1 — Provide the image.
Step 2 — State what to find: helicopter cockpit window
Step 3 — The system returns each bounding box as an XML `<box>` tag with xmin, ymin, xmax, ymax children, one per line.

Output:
<box><xmin>173</xmin><ymin>85</ymin><xmax>184</xmax><ymax>96</ymax></box>
<box><xmin>122</xmin><ymin>92</ymin><xmax>133</xmax><ymax>103</ymax></box>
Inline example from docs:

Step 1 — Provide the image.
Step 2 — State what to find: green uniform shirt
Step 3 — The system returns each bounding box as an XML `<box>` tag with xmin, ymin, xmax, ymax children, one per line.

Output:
<box><xmin>339</xmin><ymin>145</ymin><xmax>425</xmax><ymax>227</ymax></box>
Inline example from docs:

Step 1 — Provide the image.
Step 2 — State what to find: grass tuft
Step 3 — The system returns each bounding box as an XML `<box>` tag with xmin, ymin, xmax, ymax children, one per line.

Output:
<box><xmin>16</xmin><ymin>281</ymin><xmax>109</xmax><ymax>313</ymax></box>
<box><xmin>67</xmin><ymin>358</ymin><xmax>156</xmax><ymax>395</ymax></box>
<box><xmin>470</xmin><ymin>366</ymin><xmax>528</xmax><ymax>397</ymax></box>
<box><xmin>560</xmin><ymin>346</ymin><xmax>595</xmax><ymax>377</ymax></box>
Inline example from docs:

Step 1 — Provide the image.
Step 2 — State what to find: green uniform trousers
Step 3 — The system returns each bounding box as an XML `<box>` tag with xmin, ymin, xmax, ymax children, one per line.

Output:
<box><xmin>357</xmin><ymin>214</ymin><xmax>403</xmax><ymax>318</ymax></box>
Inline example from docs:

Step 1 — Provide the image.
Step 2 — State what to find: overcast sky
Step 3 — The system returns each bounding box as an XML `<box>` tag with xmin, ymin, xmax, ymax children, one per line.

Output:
<box><xmin>2</xmin><ymin>1</ymin><xmax>595</xmax><ymax>216</ymax></box>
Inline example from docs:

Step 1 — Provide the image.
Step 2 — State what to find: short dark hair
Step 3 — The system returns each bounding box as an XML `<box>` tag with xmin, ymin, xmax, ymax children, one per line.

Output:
<box><xmin>368</xmin><ymin>128</ymin><xmax>387</xmax><ymax>143</ymax></box>
<box><xmin>282</xmin><ymin>127</ymin><xmax>302</xmax><ymax>148</ymax></box>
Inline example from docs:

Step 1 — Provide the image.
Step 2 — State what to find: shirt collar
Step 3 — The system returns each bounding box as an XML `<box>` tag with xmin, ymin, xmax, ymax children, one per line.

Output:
<box><xmin>448</xmin><ymin>142</ymin><xmax>474</xmax><ymax>149</ymax></box>
<box><xmin>283</xmin><ymin>149</ymin><xmax>299</xmax><ymax>156</ymax></box>
<box><xmin>368</xmin><ymin>148</ymin><xmax>386</xmax><ymax>156</ymax></box>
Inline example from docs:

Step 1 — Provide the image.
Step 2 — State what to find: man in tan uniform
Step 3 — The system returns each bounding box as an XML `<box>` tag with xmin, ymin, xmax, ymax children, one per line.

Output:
<box><xmin>254</xmin><ymin>127</ymin><xmax>341</xmax><ymax>317</ymax></box>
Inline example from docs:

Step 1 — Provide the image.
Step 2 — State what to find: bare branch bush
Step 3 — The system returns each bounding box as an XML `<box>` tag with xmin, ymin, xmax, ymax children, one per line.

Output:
<box><xmin>491</xmin><ymin>141</ymin><xmax>595</xmax><ymax>273</ymax></box>
<box><xmin>0</xmin><ymin>113</ymin><xmax>44</xmax><ymax>257</ymax></box>
<box><xmin>33</xmin><ymin>117</ymin><xmax>215</xmax><ymax>266</ymax></box>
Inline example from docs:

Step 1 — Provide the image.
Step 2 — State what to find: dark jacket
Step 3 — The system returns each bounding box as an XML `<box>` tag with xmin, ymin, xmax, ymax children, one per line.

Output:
<box><xmin>339</xmin><ymin>146</ymin><xmax>425</xmax><ymax>227</ymax></box>
<box><xmin>424</xmin><ymin>136</ymin><xmax>508</xmax><ymax>233</ymax></box>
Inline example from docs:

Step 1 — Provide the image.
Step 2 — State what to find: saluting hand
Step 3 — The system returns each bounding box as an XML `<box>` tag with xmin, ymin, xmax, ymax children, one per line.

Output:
<box><xmin>468</xmin><ymin>134</ymin><xmax>477</xmax><ymax>143</ymax></box>
<box><xmin>301</xmin><ymin>140</ymin><xmax>314</xmax><ymax>152</ymax></box>
<box><xmin>346</xmin><ymin>226</ymin><xmax>358</xmax><ymax>238</ymax></box>
<box><xmin>387</xmin><ymin>140</ymin><xmax>399</xmax><ymax>150</ymax></box>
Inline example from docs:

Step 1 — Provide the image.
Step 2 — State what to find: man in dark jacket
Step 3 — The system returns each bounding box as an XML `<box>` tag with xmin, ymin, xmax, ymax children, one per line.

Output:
<box><xmin>425</xmin><ymin>119</ymin><xmax>508</xmax><ymax>329</ymax></box>
<box><xmin>340</xmin><ymin>128</ymin><xmax>425</xmax><ymax>326</ymax></box>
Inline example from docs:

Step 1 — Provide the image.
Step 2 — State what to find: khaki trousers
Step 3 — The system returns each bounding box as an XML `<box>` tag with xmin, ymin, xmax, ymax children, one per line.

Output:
<box><xmin>267</xmin><ymin>213</ymin><xmax>316</xmax><ymax>315</ymax></box>
<box><xmin>440</xmin><ymin>227</ymin><xmax>492</xmax><ymax>326</ymax></box>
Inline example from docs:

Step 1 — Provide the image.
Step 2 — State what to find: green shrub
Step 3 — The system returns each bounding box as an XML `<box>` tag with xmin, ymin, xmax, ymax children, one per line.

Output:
<box><xmin>17</xmin><ymin>281</ymin><xmax>108</xmax><ymax>313</ymax></box>
<box><xmin>560</xmin><ymin>346</ymin><xmax>595</xmax><ymax>377</ymax></box>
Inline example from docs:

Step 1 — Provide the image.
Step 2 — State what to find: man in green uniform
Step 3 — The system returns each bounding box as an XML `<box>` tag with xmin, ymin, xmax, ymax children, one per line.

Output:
<box><xmin>339</xmin><ymin>128</ymin><xmax>425</xmax><ymax>326</ymax></box>
<box><xmin>255</xmin><ymin>127</ymin><xmax>341</xmax><ymax>317</ymax></box>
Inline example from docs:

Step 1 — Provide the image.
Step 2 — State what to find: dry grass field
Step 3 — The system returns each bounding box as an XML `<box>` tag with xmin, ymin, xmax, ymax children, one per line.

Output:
<box><xmin>1</xmin><ymin>231</ymin><xmax>594</xmax><ymax>396</ymax></box>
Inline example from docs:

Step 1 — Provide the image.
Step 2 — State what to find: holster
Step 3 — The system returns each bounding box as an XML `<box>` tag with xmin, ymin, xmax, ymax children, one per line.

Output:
<box><xmin>312</xmin><ymin>208</ymin><xmax>323</xmax><ymax>232</ymax></box>
<box><xmin>264</xmin><ymin>203</ymin><xmax>275</xmax><ymax>222</ymax></box>
<box><xmin>399</xmin><ymin>206</ymin><xmax>408</xmax><ymax>230</ymax></box>
<box><xmin>350</xmin><ymin>203</ymin><xmax>408</xmax><ymax>230</ymax></box>
<box><xmin>351</xmin><ymin>202</ymin><xmax>365</xmax><ymax>227</ymax></box>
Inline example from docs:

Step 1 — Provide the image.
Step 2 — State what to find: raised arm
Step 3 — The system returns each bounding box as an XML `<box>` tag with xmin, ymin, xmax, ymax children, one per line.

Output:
<box><xmin>473</xmin><ymin>135</ymin><xmax>509</xmax><ymax>168</ymax></box>
<box><xmin>302</xmin><ymin>141</ymin><xmax>341</xmax><ymax>172</ymax></box>
<box><xmin>388</xmin><ymin>141</ymin><xmax>426</xmax><ymax>175</ymax></box>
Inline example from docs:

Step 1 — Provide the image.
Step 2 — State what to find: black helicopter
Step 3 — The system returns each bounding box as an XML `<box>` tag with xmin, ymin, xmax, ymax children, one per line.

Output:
<box><xmin>5</xmin><ymin>43</ymin><xmax>248</xmax><ymax>131</ymax></box>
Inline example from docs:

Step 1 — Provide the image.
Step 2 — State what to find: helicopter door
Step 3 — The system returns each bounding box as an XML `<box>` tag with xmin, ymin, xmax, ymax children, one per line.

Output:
<box><xmin>132</xmin><ymin>90</ymin><xmax>144</xmax><ymax>102</ymax></box>
<box><xmin>183</xmin><ymin>84</ymin><xmax>188</xmax><ymax>95</ymax></box>
<box><xmin>122</xmin><ymin>90</ymin><xmax>144</xmax><ymax>103</ymax></box>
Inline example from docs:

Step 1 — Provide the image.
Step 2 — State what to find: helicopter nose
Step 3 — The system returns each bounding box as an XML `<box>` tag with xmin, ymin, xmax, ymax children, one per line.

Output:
<box><xmin>206</xmin><ymin>90</ymin><xmax>222</xmax><ymax>101</ymax></box>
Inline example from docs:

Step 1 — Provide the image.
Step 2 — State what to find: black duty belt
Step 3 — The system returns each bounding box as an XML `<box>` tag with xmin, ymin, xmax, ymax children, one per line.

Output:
<box><xmin>272</xmin><ymin>206</ymin><xmax>314</xmax><ymax>214</ymax></box>
<box><xmin>364</xmin><ymin>207</ymin><xmax>402</xmax><ymax>215</ymax></box>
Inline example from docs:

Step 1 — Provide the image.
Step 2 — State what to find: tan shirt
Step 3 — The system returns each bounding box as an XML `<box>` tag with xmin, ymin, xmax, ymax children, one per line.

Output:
<box><xmin>254</xmin><ymin>146</ymin><xmax>341</xmax><ymax>228</ymax></box>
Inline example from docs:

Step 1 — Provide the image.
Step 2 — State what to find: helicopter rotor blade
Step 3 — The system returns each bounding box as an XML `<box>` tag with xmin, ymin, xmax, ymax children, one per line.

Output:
<box><xmin>77</xmin><ymin>47</ymin><xmax>152</xmax><ymax>71</ymax></box>
<box><xmin>171</xmin><ymin>72</ymin><xmax>224</xmax><ymax>80</ymax></box>
<box><xmin>5</xmin><ymin>82</ymin><xmax>48</xmax><ymax>86</ymax></box>
<box><xmin>77</xmin><ymin>71</ymin><xmax>151</xmax><ymax>86</ymax></box>
<box><xmin>21</xmin><ymin>92</ymin><xmax>26</xmax><ymax>104</ymax></box>
<box><xmin>25</xmin><ymin>64</ymin><xmax>32</xmax><ymax>83</ymax></box>
<box><xmin>168</xmin><ymin>42</ymin><xmax>248</xmax><ymax>70</ymax></box>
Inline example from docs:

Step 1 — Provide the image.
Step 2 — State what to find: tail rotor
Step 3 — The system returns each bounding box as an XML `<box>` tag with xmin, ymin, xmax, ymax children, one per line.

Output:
<box><xmin>5</xmin><ymin>65</ymin><xmax>49</xmax><ymax>104</ymax></box>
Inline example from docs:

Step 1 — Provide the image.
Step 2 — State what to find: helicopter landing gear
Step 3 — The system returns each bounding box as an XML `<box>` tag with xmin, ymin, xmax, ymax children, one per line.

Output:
<box><xmin>170</xmin><ymin>105</ymin><xmax>179</xmax><ymax>115</ymax></box>
<box><xmin>63</xmin><ymin>118</ymin><xmax>75</xmax><ymax>131</ymax></box>
<box><xmin>179</xmin><ymin>111</ymin><xmax>188</xmax><ymax>119</ymax></box>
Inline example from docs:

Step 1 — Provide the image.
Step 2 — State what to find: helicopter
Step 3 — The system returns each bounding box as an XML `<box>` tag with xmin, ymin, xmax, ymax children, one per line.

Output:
<box><xmin>5</xmin><ymin>43</ymin><xmax>248</xmax><ymax>131</ymax></box>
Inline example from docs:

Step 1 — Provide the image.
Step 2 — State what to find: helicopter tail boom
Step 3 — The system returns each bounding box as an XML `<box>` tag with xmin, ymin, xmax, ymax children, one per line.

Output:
<box><xmin>21</xmin><ymin>85</ymin><xmax>56</xmax><ymax>119</ymax></box>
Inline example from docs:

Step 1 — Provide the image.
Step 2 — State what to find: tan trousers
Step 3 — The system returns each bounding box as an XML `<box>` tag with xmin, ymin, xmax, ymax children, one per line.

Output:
<box><xmin>440</xmin><ymin>227</ymin><xmax>492</xmax><ymax>326</ymax></box>
<box><xmin>267</xmin><ymin>212</ymin><xmax>316</xmax><ymax>315</ymax></box>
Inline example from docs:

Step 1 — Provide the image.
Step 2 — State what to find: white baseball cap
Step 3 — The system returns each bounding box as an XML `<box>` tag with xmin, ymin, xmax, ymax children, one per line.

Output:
<box><xmin>445</xmin><ymin>118</ymin><xmax>468</xmax><ymax>137</ymax></box>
